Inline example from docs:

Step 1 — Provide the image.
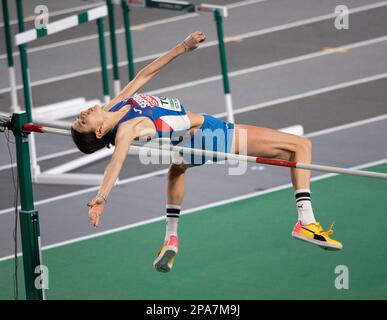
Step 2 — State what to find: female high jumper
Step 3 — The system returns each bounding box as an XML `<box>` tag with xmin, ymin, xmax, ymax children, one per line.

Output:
<box><xmin>71</xmin><ymin>31</ymin><xmax>342</xmax><ymax>273</ymax></box>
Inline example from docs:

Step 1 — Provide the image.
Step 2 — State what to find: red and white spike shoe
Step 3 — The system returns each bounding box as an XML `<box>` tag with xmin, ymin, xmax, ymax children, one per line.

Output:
<box><xmin>153</xmin><ymin>235</ymin><xmax>178</xmax><ymax>273</ymax></box>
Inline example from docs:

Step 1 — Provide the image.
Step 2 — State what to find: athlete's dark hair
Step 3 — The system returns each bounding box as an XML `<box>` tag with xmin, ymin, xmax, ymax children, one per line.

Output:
<box><xmin>71</xmin><ymin>126</ymin><xmax>116</xmax><ymax>154</ymax></box>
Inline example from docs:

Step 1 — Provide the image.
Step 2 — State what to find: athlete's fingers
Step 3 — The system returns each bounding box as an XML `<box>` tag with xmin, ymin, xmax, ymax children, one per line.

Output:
<box><xmin>88</xmin><ymin>203</ymin><xmax>96</xmax><ymax>215</ymax></box>
<box><xmin>94</xmin><ymin>215</ymin><xmax>100</xmax><ymax>228</ymax></box>
<box><xmin>88</xmin><ymin>208</ymin><xmax>94</xmax><ymax>221</ymax></box>
<box><xmin>89</xmin><ymin>207</ymin><xmax>98</xmax><ymax>226</ymax></box>
<box><xmin>90</xmin><ymin>207</ymin><xmax>103</xmax><ymax>227</ymax></box>
<box><xmin>90</xmin><ymin>210</ymin><xmax>96</xmax><ymax>225</ymax></box>
<box><xmin>94</xmin><ymin>210</ymin><xmax>103</xmax><ymax>227</ymax></box>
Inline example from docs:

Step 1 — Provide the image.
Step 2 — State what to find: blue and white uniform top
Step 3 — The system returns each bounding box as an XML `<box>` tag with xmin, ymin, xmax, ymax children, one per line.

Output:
<box><xmin>109</xmin><ymin>93</ymin><xmax>235</xmax><ymax>166</ymax></box>
<box><xmin>109</xmin><ymin>94</ymin><xmax>191</xmax><ymax>138</ymax></box>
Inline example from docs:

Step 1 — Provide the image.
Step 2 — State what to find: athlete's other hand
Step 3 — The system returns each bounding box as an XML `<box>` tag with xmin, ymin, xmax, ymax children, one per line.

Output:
<box><xmin>87</xmin><ymin>196</ymin><xmax>106</xmax><ymax>227</ymax></box>
<box><xmin>182</xmin><ymin>31</ymin><xmax>206</xmax><ymax>52</ymax></box>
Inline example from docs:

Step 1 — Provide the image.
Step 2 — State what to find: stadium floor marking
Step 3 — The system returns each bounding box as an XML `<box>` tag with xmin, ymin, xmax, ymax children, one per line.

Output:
<box><xmin>322</xmin><ymin>47</ymin><xmax>348</xmax><ymax>54</ymax></box>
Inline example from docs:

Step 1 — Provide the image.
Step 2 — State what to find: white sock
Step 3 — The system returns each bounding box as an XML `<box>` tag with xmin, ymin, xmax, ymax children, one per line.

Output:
<box><xmin>295</xmin><ymin>189</ymin><xmax>316</xmax><ymax>225</ymax></box>
<box><xmin>165</xmin><ymin>204</ymin><xmax>181</xmax><ymax>240</ymax></box>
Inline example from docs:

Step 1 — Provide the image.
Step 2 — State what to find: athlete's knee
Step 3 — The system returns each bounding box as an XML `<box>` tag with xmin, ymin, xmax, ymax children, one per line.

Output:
<box><xmin>168</xmin><ymin>163</ymin><xmax>189</xmax><ymax>177</ymax></box>
<box><xmin>297</xmin><ymin>137</ymin><xmax>312</xmax><ymax>154</ymax></box>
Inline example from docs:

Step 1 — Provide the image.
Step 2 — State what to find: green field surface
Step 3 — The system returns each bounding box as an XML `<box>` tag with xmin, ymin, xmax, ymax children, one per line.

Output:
<box><xmin>1</xmin><ymin>163</ymin><xmax>387</xmax><ymax>300</ymax></box>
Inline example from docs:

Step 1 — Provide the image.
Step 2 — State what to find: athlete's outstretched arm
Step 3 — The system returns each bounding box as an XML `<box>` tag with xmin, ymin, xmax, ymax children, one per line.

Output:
<box><xmin>104</xmin><ymin>31</ymin><xmax>206</xmax><ymax>110</ymax></box>
<box><xmin>87</xmin><ymin>119</ymin><xmax>155</xmax><ymax>227</ymax></box>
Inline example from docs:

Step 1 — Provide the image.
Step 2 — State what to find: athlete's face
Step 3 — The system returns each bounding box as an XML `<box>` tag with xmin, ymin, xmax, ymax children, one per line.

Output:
<box><xmin>73</xmin><ymin>105</ymin><xmax>103</xmax><ymax>133</ymax></box>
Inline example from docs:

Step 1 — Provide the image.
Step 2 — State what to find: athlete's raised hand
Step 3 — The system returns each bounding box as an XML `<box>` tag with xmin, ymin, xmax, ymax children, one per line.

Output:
<box><xmin>181</xmin><ymin>31</ymin><xmax>206</xmax><ymax>52</ymax></box>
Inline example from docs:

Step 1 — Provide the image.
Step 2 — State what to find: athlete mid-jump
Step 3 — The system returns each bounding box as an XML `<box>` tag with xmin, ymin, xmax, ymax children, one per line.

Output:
<box><xmin>71</xmin><ymin>32</ymin><xmax>342</xmax><ymax>273</ymax></box>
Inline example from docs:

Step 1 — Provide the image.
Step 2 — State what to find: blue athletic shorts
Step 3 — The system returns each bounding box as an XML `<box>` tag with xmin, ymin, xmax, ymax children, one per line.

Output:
<box><xmin>171</xmin><ymin>114</ymin><xmax>234</xmax><ymax>166</ymax></box>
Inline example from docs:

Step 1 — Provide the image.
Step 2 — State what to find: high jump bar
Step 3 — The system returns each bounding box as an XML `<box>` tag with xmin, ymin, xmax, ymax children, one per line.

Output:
<box><xmin>4</xmin><ymin>119</ymin><xmax>385</xmax><ymax>181</ymax></box>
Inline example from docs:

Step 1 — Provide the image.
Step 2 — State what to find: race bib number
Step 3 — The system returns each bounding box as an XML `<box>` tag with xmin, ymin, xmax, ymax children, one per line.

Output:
<box><xmin>155</xmin><ymin>96</ymin><xmax>182</xmax><ymax>112</ymax></box>
<box><xmin>133</xmin><ymin>94</ymin><xmax>182</xmax><ymax>112</ymax></box>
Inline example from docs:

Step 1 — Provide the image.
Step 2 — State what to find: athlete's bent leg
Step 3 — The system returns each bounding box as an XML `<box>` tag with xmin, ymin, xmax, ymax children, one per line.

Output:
<box><xmin>154</xmin><ymin>163</ymin><xmax>191</xmax><ymax>272</ymax></box>
<box><xmin>232</xmin><ymin>124</ymin><xmax>342</xmax><ymax>250</ymax></box>
<box><xmin>167</xmin><ymin>163</ymin><xmax>190</xmax><ymax>206</ymax></box>
<box><xmin>232</xmin><ymin>124</ymin><xmax>311</xmax><ymax>189</ymax></box>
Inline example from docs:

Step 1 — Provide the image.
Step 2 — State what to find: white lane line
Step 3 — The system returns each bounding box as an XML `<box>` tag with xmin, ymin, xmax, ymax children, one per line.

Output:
<box><xmin>305</xmin><ymin>114</ymin><xmax>387</xmax><ymax>138</ymax></box>
<box><xmin>32</xmin><ymin>147</ymin><xmax>79</xmax><ymax>161</ymax></box>
<box><xmin>1</xmin><ymin>157</ymin><xmax>386</xmax><ymax>262</ymax></box>
<box><xmin>0</xmin><ymin>113</ymin><xmax>386</xmax><ymax>217</ymax></box>
<box><xmin>0</xmin><ymin>162</ymin><xmax>16</xmax><ymax>171</ymax></box>
<box><xmin>131</xmin><ymin>13</ymin><xmax>199</xmax><ymax>30</ymax></box>
<box><xmin>0</xmin><ymin>145</ymin><xmax>135</xmax><ymax>171</ymax></box>
<box><xmin>0</xmin><ymin>147</ymin><xmax>80</xmax><ymax>171</ymax></box>
<box><xmin>1</xmin><ymin>0</ymin><xmax>387</xmax><ymax>92</ymax></box>
<box><xmin>213</xmin><ymin>72</ymin><xmax>387</xmax><ymax>119</ymax></box>
<box><xmin>2</xmin><ymin>30</ymin><xmax>387</xmax><ymax>97</ymax></box>
<box><xmin>0</xmin><ymin>66</ymin><xmax>102</xmax><ymax>94</ymax></box>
